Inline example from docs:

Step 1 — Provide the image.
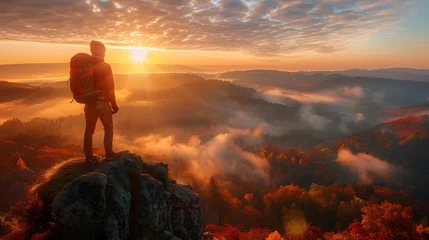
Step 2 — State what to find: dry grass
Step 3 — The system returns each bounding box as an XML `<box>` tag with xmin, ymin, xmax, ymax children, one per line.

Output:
<box><xmin>30</xmin><ymin>158</ymin><xmax>101</xmax><ymax>204</ymax></box>
<box><xmin>10</xmin><ymin>158</ymin><xmax>104</xmax><ymax>239</ymax></box>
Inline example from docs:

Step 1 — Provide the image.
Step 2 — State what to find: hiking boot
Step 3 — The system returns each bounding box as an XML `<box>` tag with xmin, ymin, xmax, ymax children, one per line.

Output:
<box><xmin>85</xmin><ymin>154</ymin><xmax>100</xmax><ymax>163</ymax></box>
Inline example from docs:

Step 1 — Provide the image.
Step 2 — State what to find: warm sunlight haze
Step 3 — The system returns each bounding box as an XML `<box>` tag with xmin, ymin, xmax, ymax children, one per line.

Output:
<box><xmin>130</xmin><ymin>48</ymin><xmax>148</xmax><ymax>64</ymax></box>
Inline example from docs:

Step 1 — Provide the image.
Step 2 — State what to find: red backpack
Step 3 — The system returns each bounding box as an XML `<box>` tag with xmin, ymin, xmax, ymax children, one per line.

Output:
<box><xmin>69</xmin><ymin>53</ymin><xmax>97</xmax><ymax>104</ymax></box>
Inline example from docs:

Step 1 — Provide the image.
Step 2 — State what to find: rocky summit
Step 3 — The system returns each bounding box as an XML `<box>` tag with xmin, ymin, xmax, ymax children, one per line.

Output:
<box><xmin>32</xmin><ymin>151</ymin><xmax>203</xmax><ymax>240</ymax></box>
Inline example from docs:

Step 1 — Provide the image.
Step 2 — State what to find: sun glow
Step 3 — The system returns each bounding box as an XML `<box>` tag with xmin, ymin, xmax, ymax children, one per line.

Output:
<box><xmin>130</xmin><ymin>48</ymin><xmax>148</xmax><ymax>63</ymax></box>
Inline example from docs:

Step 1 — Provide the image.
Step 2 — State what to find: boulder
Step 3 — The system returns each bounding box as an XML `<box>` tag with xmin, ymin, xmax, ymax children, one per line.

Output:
<box><xmin>171</xmin><ymin>184</ymin><xmax>204</xmax><ymax>240</ymax></box>
<box><xmin>50</xmin><ymin>173</ymin><xmax>107</xmax><ymax>239</ymax></box>
<box><xmin>133</xmin><ymin>174</ymin><xmax>172</xmax><ymax>240</ymax></box>
<box><xmin>40</xmin><ymin>151</ymin><xmax>203</xmax><ymax>240</ymax></box>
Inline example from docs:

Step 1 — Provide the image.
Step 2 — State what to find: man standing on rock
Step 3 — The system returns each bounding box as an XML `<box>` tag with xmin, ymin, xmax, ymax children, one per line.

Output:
<box><xmin>84</xmin><ymin>41</ymin><xmax>119</xmax><ymax>162</ymax></box>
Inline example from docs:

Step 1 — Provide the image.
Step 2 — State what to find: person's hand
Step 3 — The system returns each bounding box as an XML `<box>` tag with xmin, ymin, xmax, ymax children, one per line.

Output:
<box><xmin>111</xmin><ymin>102</ymin><xmax>119</xmax><ymax>114</ymax></box>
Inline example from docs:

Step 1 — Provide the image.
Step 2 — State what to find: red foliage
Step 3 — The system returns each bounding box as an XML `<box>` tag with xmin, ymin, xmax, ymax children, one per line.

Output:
<box><xmin>239</xmin><ymin>227</ymin><xmax>272</xmax><ymax>240</ymax></box>
<box><xmin>264</xmin><ymin>184</ymin><xmax>307</xmax><ymax>206</ymax></box>
<box><xmin>419</xmin><ymin>132</ymin><xmax>429</xmax><ymax>139</ymax></box>
<box><xmin>220</xmin><ymin>189</ymin><xmax>241</xmax><ymax>209</ymax></box>
<box><xmin>1</xmin><ymin>229</ymin><xmax>26</xmax><ymax>240</ymax></box>
<box><xmin>207</xmin><ymin>224</ymin><xmax>271</xmax><ymax>240</ymax></box>
<box><xmin>213</xmin><ymin>224</ymin><xmax>240</xmax><ymax>240</ymax></box>
<box><xmin>302</xmin><ymin>226</ymin><xmax>325</xmax><ymax>240</ymax></box>
<box><xmin>30</xmin><ymin>231</ymin><xmax>52</xmax><ymax>240</ymax></box>
<box><xmin>206</xmin><ymin>224</ymin><xmax>227</xmax><ymax>233</ymax></box>
<box><xmin>377</xmin><ymin>133</ymin><xmax>389</xmax><ymax>145</ymax></box>
<box><xmin>386</xmin><ymin>115</ymin><xmax>427</xmax><ymax>139</ymax></box>
<box><xmin>244</xmin><ymin>205</ymin><xmax>263</xmax><ymax>219</ymax></box>
<box><xmin>348</xmin><ymin>220</ymin><xmax>370</xmax><ymax>240</ymax></box>
<box><xmin>9</xmin><ymin>201</ymin><xmax>27</xmax><ymax>218</ymax></box>
<box><xmin>16</xmin><ymin>158</ymin><xmax>28</xmax><ymax>169</ymax></box>
<box><xmin>362</xmin><ymin>202</ymin><xmax>418</xmax><ymax>239</ymax></box>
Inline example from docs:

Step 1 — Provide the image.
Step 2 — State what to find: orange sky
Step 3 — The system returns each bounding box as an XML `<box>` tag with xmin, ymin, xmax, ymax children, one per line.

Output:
<box><xmin>0</xmin><ymin>0</ymin><xmax>428</xmax><ymax>71</ymax></box>
<box><xmin>0</xmin><ymin>40</ymin><xmax>427</xmax><ymax>71</ymax></box>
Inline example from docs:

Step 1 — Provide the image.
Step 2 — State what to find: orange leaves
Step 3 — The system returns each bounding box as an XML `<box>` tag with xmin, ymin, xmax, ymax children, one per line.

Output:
<box><xmin>302</xmin><ymin>226</ymin><xmax>325</xmax><ymax>240</ymax></box>
<box><xmin>244</xmin><ymin>193</ymin><xmax>254</xmax><ymax>202</ymax></box>
<box><xmin>385</xmin><ymin>140</ymin><xmax>394</xmax><ymax>149</ymax></box>
<box><xmin>419</xmin><ymin>132</ymin><xmax>429</xmax><ymax>139</ymax></box>
<box><xmin>204</xmin><ymin>190</ymin><xmax>428</xmax><ymax>239</ymax></box>
<box><xmin>361</xmin><ymin>202</ymin><xmax>417</xmax><ymax>239</ymax></box>
<box><xmin>16</xmin><ymin>158</ymin><xmax>27</xmax><ymax>169</ymax></box>
<box><xmin>258</xmin><ymin>147</ymin><xmax>303</xmax><ymax>165</ymax></box>
<box><xmin>264</xmin><ymin>184</ymin><xmax>307</xmax><ymax>206</ymax></box>
<box><xmin>334</xmin><ymin>115</ymin><xmax>429</xmax><ymax>153</ymax></box>
<box><xmin>207</xmin><ymin>225</ymin><xmax>272</xmax><ymax>240</ymax></box>
<box><xmin>205</xmin><ymin>224</ymin><xmax>227</xmax><ymax>233</ymax></box>
<box><xmin>416</xmin><ymin>224</ymin><xmax>429</xmax><ymax>236</ymax></box>
<box><xmin>212</xmin><ymin>225</ymin><xmax>240</xmax><ymax>240</ymax></box>
<box><xmin>309</xmin><ymin>183</ymin><xmax>355</xmax><ymax>208</ymax></box>
<box><xmin>240</xmin><ymin>227</ymin><xmax>272</xmax><ymax>240</ymax></box>
<box><xmin>11</xmin><ymin>152</ymin><xmax>24</xmax><ymax>158</ymax></box>
<box><xmin>220</xmin><ymin>189</ymin><xmax>242</xmax><ymax>209</ymax></box>
<box><xmin>377</xmin><ymin>133</ymin><xmax>389</xmax><ymax>145</ymax></box>
<box><xmin>2</xmin><ymin>140</ymin><xmax>15</xmax><ymax>145</ymax></box>
<box><xmin>266</xmin><ymin>231</ymin><xmax>284</xmax><ymax>240</ymax></box>
<box><xmin>349</xmin><ymin>136</ymin><xmax>363</xmax><ymax>144</ymax></box>
<box><xmin>398</xmin><ymin>134</ymin><xmax>415</xmax><ymax>146</ymax></box>
<box><xmin>0</xmin><ymin>134</ymin><xmax>83</xmax><ymax>176</ymax></box>
<box><xmin>386</xmin><ymin>115</ymin><xmax>428</xmax><ymax>140</ymax></box>
<box><xmin>347</xmin><ymin>220</ymin><xmax>370</xmax><ymax>240</ymax></box>
<box><xmin>244</xmin><ymin>206</ymin><xmax>263</xmax><ymax>220</ymax></box>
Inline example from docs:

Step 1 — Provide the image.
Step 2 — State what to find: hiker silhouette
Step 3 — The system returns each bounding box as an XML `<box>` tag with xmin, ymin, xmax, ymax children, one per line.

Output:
<box><xmin>70</xmin><ymin>41</ymin><xmax>119</xmax><ymax>162</ymax></box>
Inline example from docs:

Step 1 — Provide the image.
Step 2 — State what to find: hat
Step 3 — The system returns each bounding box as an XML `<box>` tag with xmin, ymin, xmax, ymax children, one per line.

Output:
<box><xmin>90</xmin><ymin>41</ymin><xmax>106</xmax><ymax>56</ymax></box>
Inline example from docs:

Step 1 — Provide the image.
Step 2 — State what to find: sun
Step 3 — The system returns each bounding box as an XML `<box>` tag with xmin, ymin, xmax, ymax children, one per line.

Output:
<box><xmin>130</xmin><ymin>48</ymin><xmax>148</xmax><ymax>64</ymax></box>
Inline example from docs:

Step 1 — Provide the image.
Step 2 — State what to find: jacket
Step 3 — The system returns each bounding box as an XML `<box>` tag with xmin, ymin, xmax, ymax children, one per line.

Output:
<box><xmin>92</xmin><ymin>59</ymin><xmax>116</xmax><ymax>104</ymax></box>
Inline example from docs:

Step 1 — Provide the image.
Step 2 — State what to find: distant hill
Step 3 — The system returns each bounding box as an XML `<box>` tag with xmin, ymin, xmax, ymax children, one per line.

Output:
<box><xmin>218</xmin><ymin>70</ymin><xmax>323</xmax><ymax>90</ymax></box>
<box><xmin>0</xmin><ymin>81</ymin><xmax>45</xmax><ymax>103</ymax></box>
<box><xmin>0</xmin><ymin>73</ymin><xmax>206</xmax><ymax>103</ymax></box>
<box><xmin>0</xmin><ymin>63</ymin><xmax>206</xmax><ymax>81</ymax></box>
<box><xmin>219</xmin><ymin>70</ymin><xmax>429</xmax><ymax>106</ymax></box>
<box><xmin>322</xmin><ymin>68</ymin><xmax>429</xmax><ymax>82</ymax></box>
<box><xmin>219</xmin><ymin>68</ymin><xmax>429</xmax><ymax>85</ymax></box>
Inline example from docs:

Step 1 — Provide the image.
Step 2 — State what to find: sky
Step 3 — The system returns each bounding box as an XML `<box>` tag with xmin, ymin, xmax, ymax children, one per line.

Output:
<box><xmin>0</xmin><ymin>0</ymin><xmax>428</xmax><ymax>71</ymax></box>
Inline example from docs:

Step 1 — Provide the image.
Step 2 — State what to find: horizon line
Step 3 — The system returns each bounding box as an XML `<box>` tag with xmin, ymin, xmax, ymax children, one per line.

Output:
<box><xmin>0</xmin><ymin>62</ymin><xmax>428</xmax><ymax>72</ymax></box>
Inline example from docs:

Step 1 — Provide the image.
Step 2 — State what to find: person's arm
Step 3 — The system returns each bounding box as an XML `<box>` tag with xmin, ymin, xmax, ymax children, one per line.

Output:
<box><xmin>106</xmin><ymin>64</ymin><xmax>119</xmax><ymax>114</ymax></box>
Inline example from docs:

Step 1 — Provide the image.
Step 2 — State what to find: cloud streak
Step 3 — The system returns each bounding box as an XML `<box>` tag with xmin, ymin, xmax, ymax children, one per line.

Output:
<box><xmin>114</xmin><ymin>128</ymin><xmax>271</xmax><ymax>185</ymax></box>
<box><xmin>335</xmin><ymin>148</ymin><xmax>396</xmax><ymax>184</ymax></box>
<box><xmin>0</xmin><ymin>0</ymin><xmax>410</xmax><ymax>55</ymax></box>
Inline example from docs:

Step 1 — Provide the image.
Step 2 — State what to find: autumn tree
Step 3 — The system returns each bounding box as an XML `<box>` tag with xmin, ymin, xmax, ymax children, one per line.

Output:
<box><xmin>362</xmin><ymin>202</ymin><xmax>419</xmax><ymax>239</ymax></box>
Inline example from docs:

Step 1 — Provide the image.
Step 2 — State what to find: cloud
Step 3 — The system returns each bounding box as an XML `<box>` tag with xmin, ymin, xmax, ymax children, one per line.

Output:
<box><xmin>300</xmin><ymin>105</ymin><xmax>331</xmax><ymax>131</ymax></box>
<box><xmin>356</xmin><ymin>113</ymin><xmax>365</xmax><ymax>121</ymax></box>
<box><xmin>114</xmin><ymin>128</ymin><xmax>271</xmax><ymax>184</ymax></box>
<box><xmin>255</xmin><ymin>90</ymin><xmax>298</xmax><ymax>106</ymax></box>
<box><xmin>0</xmin><ymin>98</ymin><xmax>83</xmax><ymax>123</ymax></box>
<box><xmin>258</xmin><ymin>86</ymin><xmax>366</xmax><ymax>105</ymax></box>
<box><xmin>343</xmin><ymin>86</ymin><xmax>363</xmax><ymax>97</ymax></box>
<box><xmin>335</xmin><ymin>148</ymin><xmax>396</xmax><ymax>184</ymax></box>
<box><xmin>0</xmin><ymin>0</ymin><xmax>410</xmax><ymax>55</ymax></box>
<box><xmin>227</xmin><ymin>110</ymin><xmax>285</xmax><ymax>135</ymax></box>
<box><xmin>262</xmin><ymin>88</ymin><xmax>340</xmax><ymax>103</ymax></box>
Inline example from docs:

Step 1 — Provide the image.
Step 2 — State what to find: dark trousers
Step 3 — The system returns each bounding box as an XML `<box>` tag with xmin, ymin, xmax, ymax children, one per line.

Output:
<box><xmin>84</xmin><ymin>100</ymin><xmax>114</xmax><ymax>157</ymax></box>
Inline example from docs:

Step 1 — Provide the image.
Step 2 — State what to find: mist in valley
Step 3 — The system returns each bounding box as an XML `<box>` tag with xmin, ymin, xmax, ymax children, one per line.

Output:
<box><xmin>2</xmin><ymin>69</ymin><xmax>429</xmax><ymax>238</ymax></box>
